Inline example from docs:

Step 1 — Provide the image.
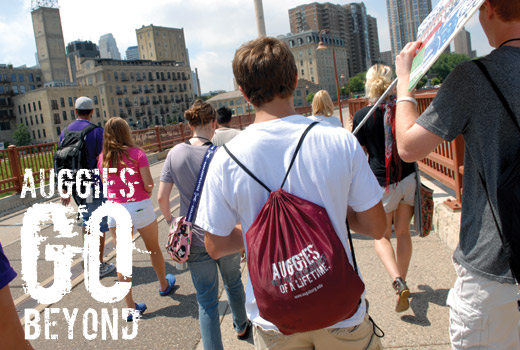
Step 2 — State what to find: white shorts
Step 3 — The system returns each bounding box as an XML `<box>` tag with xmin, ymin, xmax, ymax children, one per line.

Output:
<box><xmin>447</xmin><ymin>261</ymin><xmax>520</xmax><ymax>349</ymax></box>
<box><xmin>108</xmin><ymin>198</ymin><xmax>156</xmax><ymax>231</ymax></box>
<box><xmin>382</xmin><ymin>173</ymin><xmax>416</xmax><ymax>212</ymax></box>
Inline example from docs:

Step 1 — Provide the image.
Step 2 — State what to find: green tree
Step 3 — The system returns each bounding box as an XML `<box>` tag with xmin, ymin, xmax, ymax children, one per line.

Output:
<box><xmin>415</xmin><ymin>76</ymin><xmax>428</xmax><ymax>89</ymax></box>
<box><xmin>428</xmin><ymin>53</ymin><xmax>472</xmax><ymax>82</ymax></box>
<box><xmin>306</xmin><ymin>92</ymin><xmax>315</xmax><ymax>105</ymax></box>
<box><xmin>348</xmin><ymin>76</ymin><xmax>365</xmax><ymax>93</ymax></box>
<box><xmin>431</xmin><ymin>77</ymin><xmax>441</xmax><ymax>86</ymax></box>
<box><xmin>13</xmin><ymin>123</ymin><xmax>31</xmax><ymax>146</ymax></box>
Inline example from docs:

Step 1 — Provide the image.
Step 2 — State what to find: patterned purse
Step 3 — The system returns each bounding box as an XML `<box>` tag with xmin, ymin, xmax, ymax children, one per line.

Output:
<box><xmin>166</xmin><ymin>145</ymin><xmax>217</xmax><ymax>262</ymax></box>
<box><xmin>414</xmin><ymin>164</ymin><xmax>434</xmax><ymax>237</ymax></box>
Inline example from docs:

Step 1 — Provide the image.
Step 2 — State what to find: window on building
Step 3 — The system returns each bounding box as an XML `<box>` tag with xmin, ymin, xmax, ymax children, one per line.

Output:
<box><xmin>30</xmin><ymin>116</ymin><xmax>33</xmax><ymax>125</ymax></box>
<box><xmin>0</xmin><ymin>86</ymin><xmax>3</xmax><ymax>94</ymax></box>
<box><xmin>32</xmin><ymin>102</ymin><xmax>36</xmax><ymax>111</ymax></box>
<box><xmin>114</xmin><ymin>72</ymin><xmax>119</xmax><ymax>81</ymax></box>
<box><xmin>96</xmin><ymin>109</ymin><xmax>100</xmax><ymax>118</ymax></box>
<box><xmin>43</xmin><ymin>129</ymin><xmax>46</xmax><ymax>138</ymax></box>
<box><xmin>40</xmin><ymin>114</ymin><xmax>44</xmax><ymax>123</ymax></box>
<box><xmin>51</xmin><ymin>100</ymin><xmax>59</xmax><ymax>110</ymax></box>
<box><xmin>68</xmin><ymin>97</ymin><xmax>73</xmax><ymax>107</ymax></box>
<box><xmin>32</xmin><ymin>130</ymin><xmax>35</xmax><ymax>139</ymax></box>
<box><xmin>70</xmin><ymin>110</ymin><xmax>75</xmax><ymax>120</ymax></box>
<box><xmin>93</xmin><ymin>96</ymin><xmax>98</xmax><ymax>105</ymax></box>
<box><xmin>60</xmin><ymin>97</ymin><xmax>65</xmax><ymax>107</ymax></box>
<box><xmin>56</xmin><ymin>126</ymin><xmax>61</xmax><ymax>135</ymax></box>
<box><xmin>25</xmin><ymin>117</ymin><xmax>28</xmax><ymax>126</ymax></box>
<box><xmin>19</xmin><ymin>74</ymin><xmax>24</xmax><ymax>82</ymax></box>
<box><xmin>13</xmin><ymin>85</ymin><xmax>18</xmax><ymax>94</ymax></box>
<box><xmin>38</xmin><ymin>101</ymin><xmax>42</xmax><ymax>110</ymax></box>
<box><xmin>18</xmin><ymin>106</ymin><xmax>21</xmax><ymax>114</ymax></box>
<box><xmin>62</xmin><ymin>111</ymin><xmax>67</xmax><ymax>121</ymax></box>
<box><xmin>20</xmin><ymin>85</ymin><xmax>26</xmax><ymax>93</ymax></box>
<box><xmin>30</xmin><ymin>85</ymin><xmax>35</xmax><ymax>91</ymax></box>
<box><xmin>29</xmin><ymin>74</ymin><xmax>34</xmax><ymax>82</ymax></box>
<box><xmin>54</xmin><ymin>114</ymin><xmax>60</xmax><ymax>124</ymax></box>
<box><xmin>28</xmin><ymin>103</ymin><xmax>31</xmax><ymax>112</ymax></box>
<box><xmin>23</xmin><ymin>105</ymin><xmax>26</xmax><ymax>113</ymax></box>
<box><xmin>11</xmin><ymin>74</ymin><xmax>16</xmax><ymax>82</ymax></box>
<box><xmin>37</xmin><ymin>130</ymin><xmax>41</xmax><ymax>138</ymax></box>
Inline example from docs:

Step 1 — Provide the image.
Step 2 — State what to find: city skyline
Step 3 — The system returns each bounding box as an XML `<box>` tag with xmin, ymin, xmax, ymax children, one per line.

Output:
<box><xmin>1</xmin><ymin>0</ymin><xmax>491</xmax><ymax>93</ymax></box>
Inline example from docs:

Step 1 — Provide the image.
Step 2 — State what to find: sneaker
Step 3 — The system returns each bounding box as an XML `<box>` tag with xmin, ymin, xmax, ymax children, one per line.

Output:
<box><xmin>236</xmin><ymin>320</ymin><xmax>252</xmax><ymax>340</ymax></box>
<box><xmin>393</xmin><ymin>277</ymin><xmax>410</xmax><ymax>313</ymax></box>
<box><xmin>159</xmin><ymin>274</ymin><xmax>176</xmax><ymax>296</ymax></box>
<box><xmin>127</xmin><ymin>302</ymin><xmax>147</xmax><ymax>322</ymax></box>
<box><xmin>99</xmin><ymin>262</ymin><xmax>116</xmax><ymax>278</ymax></box>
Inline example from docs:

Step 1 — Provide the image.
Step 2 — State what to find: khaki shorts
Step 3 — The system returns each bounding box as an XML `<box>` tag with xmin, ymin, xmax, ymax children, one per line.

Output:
<box><xmin>253</xmin><ymin>314</ymin><xmax>383</xmax><ymax>350</ymax></box>
<box><xmin>382</xmin><ymin>173</ymin><xmax>416</xmax><ymax>212</ymax></box>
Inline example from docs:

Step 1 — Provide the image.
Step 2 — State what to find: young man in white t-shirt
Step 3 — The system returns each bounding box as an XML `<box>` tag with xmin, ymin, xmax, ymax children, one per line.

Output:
<box><xmin>196</xmin><ymin>37</ymin><xmax>386</xmax><ymax>349</ymax></box>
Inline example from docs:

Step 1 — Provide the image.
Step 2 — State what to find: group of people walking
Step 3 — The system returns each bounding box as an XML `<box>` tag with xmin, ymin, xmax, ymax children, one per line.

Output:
<box><xmin>1</xmin><ymin>1</ymin><xmax>519</xmax><ymax>349</ymax></box>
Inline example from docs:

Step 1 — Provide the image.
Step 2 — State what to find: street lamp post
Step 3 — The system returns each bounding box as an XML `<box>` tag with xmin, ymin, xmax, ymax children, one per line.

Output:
<box><xmin>317</xmin><ymin>29</ymin><xmax>343</xmax><ymax>126</ymax></box>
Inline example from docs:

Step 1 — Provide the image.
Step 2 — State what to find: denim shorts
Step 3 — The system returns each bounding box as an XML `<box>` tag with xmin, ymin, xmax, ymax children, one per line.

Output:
<box><xmin>81</xmin><ymin>196</ymin><xmax>109</xmax><ymax>233</ymax></box>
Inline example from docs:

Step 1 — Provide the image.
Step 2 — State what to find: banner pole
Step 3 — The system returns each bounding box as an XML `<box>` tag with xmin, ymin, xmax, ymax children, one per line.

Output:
<box><xmin>352</xmin><ymin>78</ymin><xmax>398</xmax><ymax>135</ymax></box>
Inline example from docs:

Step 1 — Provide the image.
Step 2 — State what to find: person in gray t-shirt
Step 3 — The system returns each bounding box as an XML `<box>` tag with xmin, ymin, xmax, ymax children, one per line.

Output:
<box><xmin>212</xmin><ymin>106</ymin><xmax>241</xmax><ymax>146</ymax></box>
<box><xmin>394</xmin><ymin>2</ymin><xmax>520</xmax><ymax>348</ymax></box>
<box><xmin>158</xmin><ymin>100</ymin><xmax>249</xmax><ymax>349</ymax></box>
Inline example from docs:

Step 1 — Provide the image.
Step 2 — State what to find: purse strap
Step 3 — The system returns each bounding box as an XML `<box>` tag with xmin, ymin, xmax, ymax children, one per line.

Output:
<box><xmin>223</xmin><ymin>121</ymin><xmax>359</xmax><ymax>274</ymax></box>
<box><xmin>468</xmin><ymin>60</ymin><xmax>519</xmax><ymax>283</ymax></box>
<box><xmin>186</xmin><ymin>144</ymin><xmax>217</xmax><ymax>223</ymax></box>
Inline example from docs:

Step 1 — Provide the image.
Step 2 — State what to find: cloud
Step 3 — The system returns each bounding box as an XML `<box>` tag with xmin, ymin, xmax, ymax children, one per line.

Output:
<box><xmin>1</xmin><ymin>0</ymin><xmax>491</xmax><ymax>92</ymax></box>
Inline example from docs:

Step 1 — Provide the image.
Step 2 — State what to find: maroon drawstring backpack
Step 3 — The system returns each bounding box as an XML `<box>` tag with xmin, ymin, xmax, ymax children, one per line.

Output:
<box><xmin>223</xmin><ymin>122</ymin><xmax>364</xmax><ymax>335</ymax></box>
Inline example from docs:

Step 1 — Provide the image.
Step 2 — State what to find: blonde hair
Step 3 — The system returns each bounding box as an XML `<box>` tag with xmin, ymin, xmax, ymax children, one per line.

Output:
<box><xmin>365</xmin><ymin>64</ymin><xmax>393</xmax><ymax>102</ymax></box>
<box><xmin>102</xmin><ymin>117</ymin><xmax>136</xmax><ymax>169</ymax></box>
<box><xmin>312</xmin><ymin>90</ymin><xmax>335</xmax><ymax>117</ymax></box>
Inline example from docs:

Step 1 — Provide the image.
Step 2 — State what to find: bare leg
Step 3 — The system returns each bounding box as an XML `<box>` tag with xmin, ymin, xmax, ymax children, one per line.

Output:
<box><xmin>394</xmin><ymin>203</ymin><xmax>414</xmax><ymax>281</ymax></box>
<box><xmin>110</xmin><ymin>227</ymin><xmax>135</xmax><ymax>308</ymax></box>
<box><xmin>137</xmin><ymin>220</ymin><xmax>168</xmax><ymax>291</ymax></box>
<box><xmin>374</xmin><ymin>211</ymin><xmax>402</xmax><ymax>281</ymax></box>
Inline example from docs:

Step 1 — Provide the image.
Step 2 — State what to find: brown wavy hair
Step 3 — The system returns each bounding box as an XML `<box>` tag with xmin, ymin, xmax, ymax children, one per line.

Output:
<box><xmin>102</xmin><ymin>117</ymin><xmax>137</xmax><ymax>169</ymax></box>
<box><xmin>184</xmin><ymin>100</ymin><xmax>216</xmax><ymax>127</ymax></box>
<box><xmin>232</xmin><ymin>37</ymin><xmax>297</xmax><ymax>107</ymax></box>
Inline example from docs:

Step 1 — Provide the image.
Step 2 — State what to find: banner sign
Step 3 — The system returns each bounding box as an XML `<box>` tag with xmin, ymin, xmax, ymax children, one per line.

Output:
<box><xmin>408</xmin><ymin>0</ymin><xmax>486</xmax><ymax>90</ymax></box>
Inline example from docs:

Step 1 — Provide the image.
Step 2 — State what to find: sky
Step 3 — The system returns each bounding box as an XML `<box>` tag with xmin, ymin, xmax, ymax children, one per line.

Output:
<box><xmin>0</xmin><ymin>0</ymin><xmax>492</xmax><ymax>93</ymax></box>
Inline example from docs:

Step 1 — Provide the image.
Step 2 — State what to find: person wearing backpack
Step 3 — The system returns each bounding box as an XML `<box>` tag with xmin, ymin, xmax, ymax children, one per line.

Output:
<box><xmin>196</xmin><ymin>37</ymin><xmax>386</xmax><ymax>349</ymax></box>
<box><xmin>57</xmin><ymin>96</ymin><xmax>115</xmax><ymax>278</ymax></box>
<box><xmin>394</xmin><ymin>1</ymin><xmax>520</xmax><ymax>348</ymax></box>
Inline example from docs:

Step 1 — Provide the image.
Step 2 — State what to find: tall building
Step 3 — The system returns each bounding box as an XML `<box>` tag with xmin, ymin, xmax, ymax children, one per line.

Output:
<box><xmin>387</xmin><ymin>0</ymin><xmax>432</xmax><ymax>60</ymax></box>
<box><xmin>0</xmin><ymin>64</ymin><xmax>43</xmax><ymax>143</ymax></box>
<box><xmin>98</xmin><ymin>33</ymin><xmax>121</xmax><ymax>60</ymax></box>
<box><xmin>136</xmin><ymin>25</ymin><xmax>189</xmax><ymax>64</ymax></box>
<box><xmin>379</xmin><ymin>50</ymin><xmax>393</xmax><ymax>66</ymax></box>
<box><xmin>367</xmin><ymin>15</ymin><xmax>381</xmax><ymax>64</ymax></box>
<box><xmin>126</xmin><ymin>46</ymin><xmax>139</xmax><ymax>61</ymax></box>
<box><xmin>66</xmin><ymin>40</ymin><xmax>100</xmax><ymax>83</ymax></box>
<box><xmin>279</xmin><ymin>31</ymin><xmax>349</xmax><ymax>101</ymax></box>
<box><xmin>288</xmin><ymin>2</ymin><xmax>379</xmax><ymax>76</ymax></box>
<box><xmin>31</xmin><ymin>0</ymin><xmax>69</xmax><ymax>85</ymax></box>
<box><xmin>453</xmin><ymin>28</ymin><xmax>475</xmax><ymax>58</ymax></box>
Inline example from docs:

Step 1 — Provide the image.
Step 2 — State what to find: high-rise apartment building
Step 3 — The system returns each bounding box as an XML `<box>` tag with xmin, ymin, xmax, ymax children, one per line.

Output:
<box><xmin>279</xmin><ymin>31</ymin><xmax>349</xmax><ymax>101</ymax></box>
<box><xmin>453</xmin><ymin>28</ymin><xmax>475</xmax><ymax>58</ymax></box>
<box><xmin>288</xmin><ymin>2</ymin><xmax>379</xmax><ymax>76</ymax></box>
<box><xmin>0</xmin><ymin>64</ymin><xmax>43</xmax><ymax>143</ymax></box>
<box><xmin>136</xmin><ymin>25</ymin><xmax>189</xmax><ymax>64</ymax></box>
<box><xmin>387</xmin><ymin>0</ymin><xmax>432</xmax><ymax>60</ymax></box>
<box><xmin>367</xmin><ymin>15</ymin><xmax>381</xmax><ymax>64</ymax></box>
<box><xmin>98</xmin><ymin>33</ymin><xmax>122</xmax><ymax>60</ymax></box>
<box><xmin>66</xmin><ymin>40</ymin><xmax>100</xmax><ymax>83</ymax></box>
<box><xmin>31</xmin><ymin>0</ymin><xmax>69</xmax><ymax>85</ymax></box>
<box><xmin>126</xmin><ymin>46</ymin><xmax>139</xmax><ymax>61</ymax></box>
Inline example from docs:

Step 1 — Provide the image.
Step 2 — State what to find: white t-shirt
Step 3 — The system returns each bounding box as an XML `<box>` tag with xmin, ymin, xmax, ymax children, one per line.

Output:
<box><xmin>308</xmin><ymin>114</ymin><xmax>343</xmax><ymax>127</ymax></box>
<box><xmin>195</xmin><ymin>114</ymin><xmax>382</xmax><ymax>331</ymax></box>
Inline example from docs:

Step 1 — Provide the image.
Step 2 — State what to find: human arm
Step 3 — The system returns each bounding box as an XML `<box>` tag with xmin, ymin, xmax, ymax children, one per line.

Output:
<box><xmin>0</xmin><ymin>285</ymin><xmax>33</xmax><ymax>349</ymax></box>
<box><xmin>157</xmin><ymin>181</ymin><xmax>174</xmax><ymax>224</ymax></box>
<box><xmin>139</xmin><ymin>165</ymin><xmax>154</xmax><ymax>196</ymax></box>
<box><xmin>395</xmin><ymin>41</ymin><xmax>444</xmax><ymax>162</ymax></box>
<box><xmin>205</xmin><ymin>225</ymin><xmax>244</xmax><ymax>260</ymax></box>
<box><xmin>347</xmin><ymin>203</ymin><xmax>385</xmax><ymax>240</ymax></box>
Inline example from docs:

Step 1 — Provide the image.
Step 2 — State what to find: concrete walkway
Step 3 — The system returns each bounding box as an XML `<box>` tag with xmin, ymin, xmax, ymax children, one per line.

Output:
<box><xmin>2</xmin><ymin>153</ymin><xmax>459</xmax><ymax>349</ymax></box>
